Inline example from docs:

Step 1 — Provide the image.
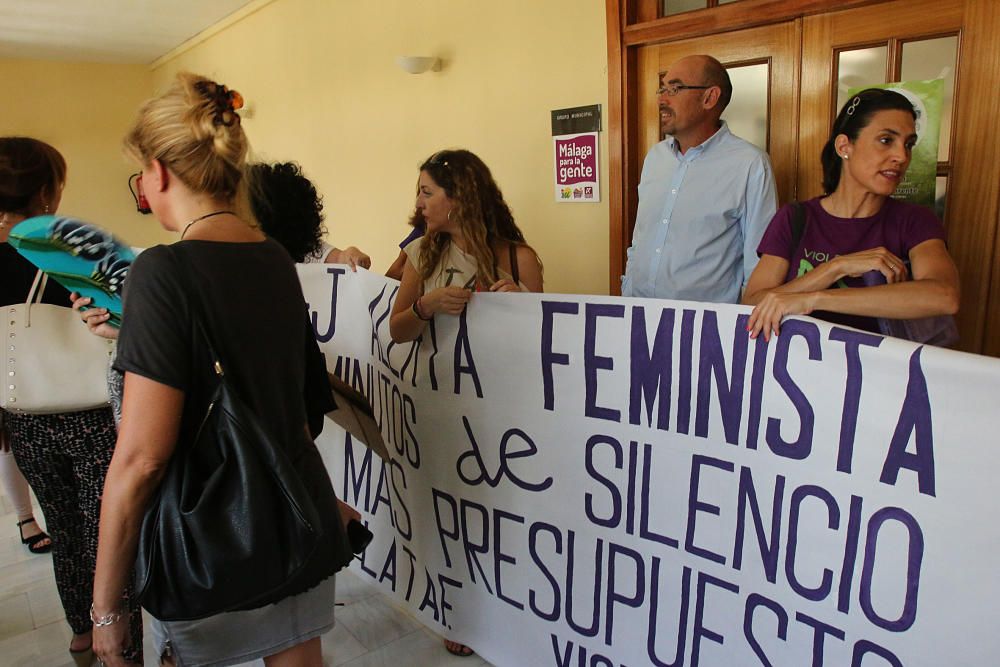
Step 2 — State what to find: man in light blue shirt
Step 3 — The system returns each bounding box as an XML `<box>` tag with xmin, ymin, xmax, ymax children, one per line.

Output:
<box><xmin>622</xmin><ymin>55</ymin><xmax>777</xmax><ymax>303</ymax></box>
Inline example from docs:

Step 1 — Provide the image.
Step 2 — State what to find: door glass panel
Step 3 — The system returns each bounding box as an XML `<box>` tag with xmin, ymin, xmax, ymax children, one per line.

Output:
<box><xmin>721</xmin><ymin>62</ymin><xmax>769</xmax><ymax>151</ymax></box>
<box><xmin>901</xmin><ymin>36</ymin><xmax>958</xmax><ymax>161</ymax></box>
<box><xmin>836</xmin><ymin>46</ymin><xmax>888</xmax><ymax>112</ymax></box>
<box><xmin>662</xmin><ymin>0</ymin><xmax>705</xmax><ymax>16</ymax></box>
<box><xmin>935</xmin><ymin>176</ymin><xmax>948</xmax><ymax>223</ymax></box>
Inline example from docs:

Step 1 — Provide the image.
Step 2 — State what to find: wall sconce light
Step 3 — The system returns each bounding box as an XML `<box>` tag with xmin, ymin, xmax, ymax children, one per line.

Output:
<box><xmin>396</xmin><ymin>56</ymin><xmax>441</xmax><ymax>74</ymax></box>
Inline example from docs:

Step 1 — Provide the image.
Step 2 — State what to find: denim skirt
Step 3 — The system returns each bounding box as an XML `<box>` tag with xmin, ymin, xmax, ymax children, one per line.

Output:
<box><xmin>150</xmin><ymin>575</ymin><xmax>336</xmax><ymax>667</ymax></box>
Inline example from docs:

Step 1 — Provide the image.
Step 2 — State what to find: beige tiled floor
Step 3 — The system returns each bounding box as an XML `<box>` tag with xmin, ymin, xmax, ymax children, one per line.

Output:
<box><xmin>0</xmin><ymin>491</ymin><xmax>493</xmax><ymax>667</ymax></box>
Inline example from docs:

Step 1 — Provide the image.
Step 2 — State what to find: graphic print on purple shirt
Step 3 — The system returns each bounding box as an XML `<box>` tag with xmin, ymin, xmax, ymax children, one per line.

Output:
<box><xmin>756</xmin><ymin>196</ymin><xmax>946</xmax><ymax>332</ymax></box>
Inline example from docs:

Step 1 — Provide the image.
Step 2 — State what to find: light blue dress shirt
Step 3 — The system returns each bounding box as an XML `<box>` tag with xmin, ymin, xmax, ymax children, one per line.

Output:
<box><xmin>621</xmin><ymin>122</ymin><xmax>777</xmax><ymax>303</ymax></box>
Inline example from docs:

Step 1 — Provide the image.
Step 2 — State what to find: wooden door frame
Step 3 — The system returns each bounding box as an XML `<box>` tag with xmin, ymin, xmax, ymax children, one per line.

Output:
<box><xmin>607</xmin><ymin>0</ymin><xmax>1000</xmax><ymax>356</ymax></box>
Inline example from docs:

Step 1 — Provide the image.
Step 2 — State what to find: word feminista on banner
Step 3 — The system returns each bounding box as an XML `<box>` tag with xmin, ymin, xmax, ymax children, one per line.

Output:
<box><xmin>300</xmin><ymin>265</ymin><xmax>1000</xmax><ymax>667</ymax></box>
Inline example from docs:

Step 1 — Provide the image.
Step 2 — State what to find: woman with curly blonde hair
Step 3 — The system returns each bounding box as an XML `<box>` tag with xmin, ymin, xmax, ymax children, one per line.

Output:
<box><xmin>390</xmin><ymin>149</ymin><xmax>542</xmax><ymax>345</ymax></box>
<box><xmin>388</xmin><ymin>148</ymin><xmax>541</xmax><ymax>657</ymax></box>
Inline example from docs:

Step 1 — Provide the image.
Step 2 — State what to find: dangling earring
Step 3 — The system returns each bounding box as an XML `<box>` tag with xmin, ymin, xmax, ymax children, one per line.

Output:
<box><xmin>43</xmin><ymin>203</ymin><xmax>50</xmax><ymax>213</ymax></box>
<box><xmin>447</xmin><ymin>210</ymin><xmax>453</xmax><ymax>222</ymax></box>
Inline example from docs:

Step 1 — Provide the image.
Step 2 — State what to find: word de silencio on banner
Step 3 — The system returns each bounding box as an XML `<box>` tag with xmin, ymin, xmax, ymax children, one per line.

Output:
<box><xmin>552</xmin><ymin>105</ymin><xmax>601</xmax><ymax>203</ymax></box>
<box><xmin>300</xmin><ymin>265</ymin><xmax>1000</xmax><ymax>667</ymax></box>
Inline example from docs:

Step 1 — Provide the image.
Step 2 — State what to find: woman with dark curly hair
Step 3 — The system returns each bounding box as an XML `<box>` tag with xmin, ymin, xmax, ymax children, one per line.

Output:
<box><xmin>248</xmin><ymin>161</ymin><xmax>371</xmax><ymax>268</ymax></box>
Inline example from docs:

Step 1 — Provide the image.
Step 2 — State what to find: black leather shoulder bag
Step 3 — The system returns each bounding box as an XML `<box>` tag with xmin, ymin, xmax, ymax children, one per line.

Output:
<box><xmin>134</xmin><ymin>247</ymin><xmax>326</xmax><ymax>621</ymax></box>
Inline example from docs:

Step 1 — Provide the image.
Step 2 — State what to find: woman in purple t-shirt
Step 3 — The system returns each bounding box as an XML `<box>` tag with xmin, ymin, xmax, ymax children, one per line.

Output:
<box><xmin>743</xmin><ymin>88</ymin><xmax>960</xmax><ymax>339</ymax></box>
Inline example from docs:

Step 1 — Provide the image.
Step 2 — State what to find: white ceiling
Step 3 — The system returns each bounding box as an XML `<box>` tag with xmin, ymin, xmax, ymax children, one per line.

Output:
<box><xmin>0</xmin><ymin>0</ymin><xmax>258</xmax><ymax>64</ymax></box>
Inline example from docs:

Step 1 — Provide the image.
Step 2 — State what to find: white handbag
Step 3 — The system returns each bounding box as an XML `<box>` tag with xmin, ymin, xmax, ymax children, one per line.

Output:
<box><xmin>2</xmin><ymin>271</ymin><xmax>113</xmax><ymax>414</ymax></box>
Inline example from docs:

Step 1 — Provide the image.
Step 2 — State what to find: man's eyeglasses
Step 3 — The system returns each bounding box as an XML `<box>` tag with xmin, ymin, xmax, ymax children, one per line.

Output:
<box><xmin>657</xmin><ymin>83</ymin><xmax>712</xmax><ymax>97</ymax></box>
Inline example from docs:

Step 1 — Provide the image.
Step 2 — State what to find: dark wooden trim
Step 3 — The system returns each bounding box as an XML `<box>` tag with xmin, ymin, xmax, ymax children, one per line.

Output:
<box><xmin>620</xmin><ymin>46</ymin><xmax>640</xmax><ymax>295</ymax></box>
<box><xmin>607</xmin><ymin>0</ymin><xmax>627</xmax><ymax>293</ymax></box>
<box><xmin>957</xmin><ymin>0</ymin><xmax>1000</xmax><ymax>354</ymax></box>
<box><xmin>623</xmin><ymin>0</ymin><xmax>637</xmax><ymax>25</ymax></box>
<box><xmin>635</xmin><ymin>0</ymin><xmax>660</xmax><ymax>24</ymax></box>
<box><xmin>623</xmin><ymin>0</ymin><xmax>886</xmax><ymax>45</ymax></box>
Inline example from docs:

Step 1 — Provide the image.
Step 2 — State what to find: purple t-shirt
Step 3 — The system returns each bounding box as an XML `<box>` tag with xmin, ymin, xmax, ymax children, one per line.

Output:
<box><xmin>756</xmin><ymin>196</ymin><xmax>946</xmax><ymax>332</ymax></box>
<box><xmin>398</xmin><ymin>225</ymin><xmax>425</xmax><ymax>249</ymax></box>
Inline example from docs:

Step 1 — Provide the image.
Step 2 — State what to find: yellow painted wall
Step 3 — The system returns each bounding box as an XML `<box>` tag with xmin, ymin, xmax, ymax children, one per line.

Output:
<box><xmin>152</xmin><ymin>0</ymin><xmax>610</xmax><ymax>294</ymax></box>
<box><xmin>0</xmin><ymin>59</ymin><xmax>166</xmax><ymax>248</ymax></box>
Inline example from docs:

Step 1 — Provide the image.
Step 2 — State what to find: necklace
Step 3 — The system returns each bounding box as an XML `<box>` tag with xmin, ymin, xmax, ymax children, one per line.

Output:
<box><xmin>180</xmin><ymin>210</ymin><xmax>236</xmax><ymax>239</ymax></box>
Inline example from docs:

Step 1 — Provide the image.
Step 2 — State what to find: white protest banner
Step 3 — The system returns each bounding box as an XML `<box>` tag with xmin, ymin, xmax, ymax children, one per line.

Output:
<box><xmin>300</xmin><ymin>265</ymin><xmax>1000</xmax><ymax>667</ymax></box>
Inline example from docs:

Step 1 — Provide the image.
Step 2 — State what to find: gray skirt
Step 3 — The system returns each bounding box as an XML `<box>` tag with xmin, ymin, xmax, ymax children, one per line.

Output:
<box><xmin>150</xmin><ymin>576</ymin><xmax>336</xmax><ymax>667</ymax></box>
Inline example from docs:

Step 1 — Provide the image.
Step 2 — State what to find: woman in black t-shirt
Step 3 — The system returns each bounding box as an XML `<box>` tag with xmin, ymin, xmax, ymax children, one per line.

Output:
<box><xmin>91</xmin><ymin>74</ymin><xmax>351</xmax><ymax>667</ymax></box>
<box><xmin>0</xmin><ymin>136</ymin><xmax>143</xmax><ymax>665</ymax></box>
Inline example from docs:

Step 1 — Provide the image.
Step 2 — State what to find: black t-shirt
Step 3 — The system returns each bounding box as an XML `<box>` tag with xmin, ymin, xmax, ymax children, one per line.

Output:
<box><xmin>115</xmin><ymin>239</ymin><xmax>349</xmax><ymax>595</ymax></box>
<box><xmin>0</xmin><ymin>242</ymin><xmax>71</xmax><ymax>307</ymax></box>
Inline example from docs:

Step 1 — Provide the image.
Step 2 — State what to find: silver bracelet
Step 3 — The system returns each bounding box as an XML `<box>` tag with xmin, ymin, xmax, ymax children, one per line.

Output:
<box><xmin>90</xmin><ymin>603</ymin><xmax>122</xmax><ymax>627</ymax></box>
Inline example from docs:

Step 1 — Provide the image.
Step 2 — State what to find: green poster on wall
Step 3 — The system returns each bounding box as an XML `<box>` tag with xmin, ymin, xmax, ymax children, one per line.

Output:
<box><xmin>848</xmin><ymin>79</ymin><xmax>944</xmax><ymax>208</ymax></box>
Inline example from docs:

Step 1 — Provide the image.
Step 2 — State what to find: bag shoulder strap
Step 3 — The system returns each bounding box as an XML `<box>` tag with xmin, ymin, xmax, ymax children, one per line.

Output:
<box><xmin>26</xmin><ymin>270</ymin><xmax>48</xmax><ymax>305</ymax></box>
<box><xmin>788</xmin><ymin>201</ymin><xmax>809</xmax><ymax>260</ymax></box>
<box><xmin>508</xmin><ymin>242</ymin><xmax>520</xmax><ymax>285</ymax></box>
<box><xmin>168</xmin><ymin>247</ymin><xmax>224</xmax><ymax>373</ymax></box>
<box><xmin>21</xmin><ymin>271</ymin><xmax>49</xmax><ymax>327</ymax></box>
<box><xmin>489</xmin><ymin>241</ymin><xmax>521</xmax><ymax>286</ymax></box>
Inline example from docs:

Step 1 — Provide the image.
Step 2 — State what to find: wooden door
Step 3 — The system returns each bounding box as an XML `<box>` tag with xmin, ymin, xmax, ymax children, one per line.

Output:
<box><xmin>800</xmin><ymin>0</ymin><xmax>1000</xmax><ymax>353</ymax></box>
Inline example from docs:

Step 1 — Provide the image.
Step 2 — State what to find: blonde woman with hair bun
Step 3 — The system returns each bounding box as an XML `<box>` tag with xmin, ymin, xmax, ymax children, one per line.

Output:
<box><xmin>91</xmin><ymin>73</ymin><xmax>353</xmax><ymax>667</ymax></box>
